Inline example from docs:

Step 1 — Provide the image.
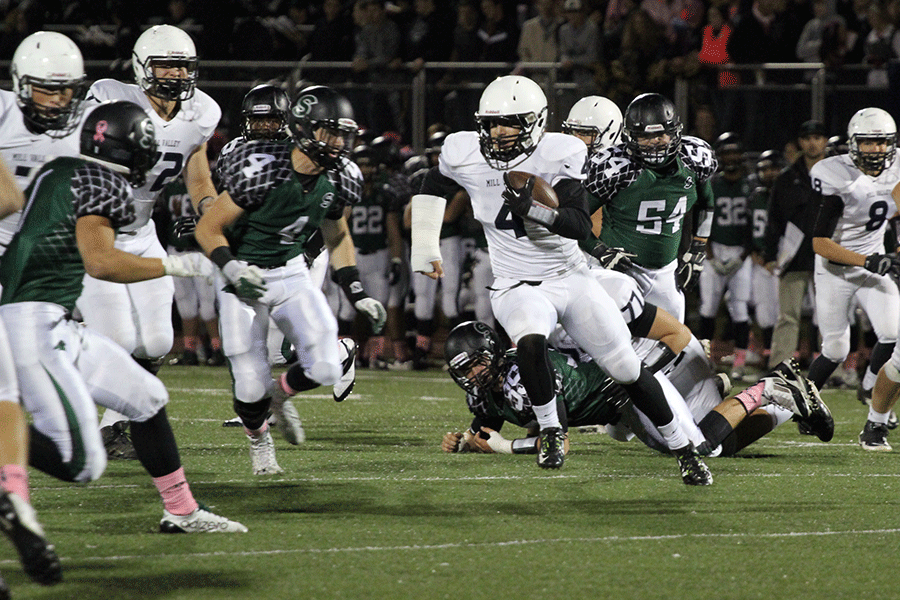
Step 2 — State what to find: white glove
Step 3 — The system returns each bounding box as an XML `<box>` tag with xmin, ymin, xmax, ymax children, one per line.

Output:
<box><xmin>161</xmin><ymin>254</ymin><xmax>213</xmax><ymax>280</ymax></box>
<box><xmin>354</xmin><ymin>297</ymin><xmax>387</xmax><ymax>334</ymax></box>
<box><xmin>221</xmin><ymin>260</ymin><xmax>267</xmax><ymax>300</ymax></box>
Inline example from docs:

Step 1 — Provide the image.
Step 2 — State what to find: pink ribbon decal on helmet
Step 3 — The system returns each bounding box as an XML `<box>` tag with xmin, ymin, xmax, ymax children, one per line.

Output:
<box><xmin>94</xmin><ymin>121</ymin><xmax>108</xmax><ymax>143</ymax></box>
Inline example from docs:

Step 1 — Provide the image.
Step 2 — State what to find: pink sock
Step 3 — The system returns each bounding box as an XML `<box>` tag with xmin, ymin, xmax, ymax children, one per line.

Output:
<box><xmin>153</xmin><ymin>467</ymin><xmax>198</xmax><ymax>516</ymax></box>
<box><xmin>735</xmin><ymin>381</ymin><xmax>765</xmax><ymax>414</ymax></box>
<box><xmin>0</xmin><ymin>465</ymin><xmax>29</xmax><ymax>503</ymax></box>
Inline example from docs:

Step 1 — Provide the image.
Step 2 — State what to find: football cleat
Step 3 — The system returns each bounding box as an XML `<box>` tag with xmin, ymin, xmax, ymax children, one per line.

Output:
<box><xmin>247</xmin><ymin>428</ymin><xmax>284</xmax><ymax>475</ymax></box>
<box><xmin>714</xmin><ymin>372</ymin><xmax>732</xmax><ymax>399</ymax></box>
<box><xmin>101</xmin><ymin>421</ymin><xmax>138</xmax><ymax>460</ymax></box>
<box><xmin>333</xmin><ymin>338</ymin><xmax>357</xmax><ymax>402</ymax></box>
<box><xmin>859</xmin><ymin>420</ymin><xmax>892</xmax><ymax>451</ymax></box>
<box><xmin>537</xmin><ymin>427</ymin><xmax>566</xmax><ymax>469</ymax></box>
<box><xmin>269</xmin><ymin>385</ymin><xmax>305</xmax><ymax>445</ymax></box>
<box><xmin>764</xmin><ymin>359</ymin><xmax>834</xmax><ymax>441</ymax></box>
<box><xmin>160</xmin><ymin>506</ymin><xmax>248</xmax><ymax>533</ymax></box>
<box><xmin>673</xmin><ymin>443</ymin><xmax>713</xmax><ymax>486</ymax></box>
<box><xmin>0</xmin><ymin>492</ymin><xmax>62</xmax><ymax>585</ymax></box>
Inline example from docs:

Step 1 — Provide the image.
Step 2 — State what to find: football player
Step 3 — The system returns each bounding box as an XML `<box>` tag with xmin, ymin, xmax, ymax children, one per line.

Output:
<box><xmin>75</xmin><ymin>25</ymin><xmax>222</xmax><ymax>452</ymax></box>
<box><xmin>411</xmin><ymin>75</ymin><xmax>710</xmax><ymax>483</ymax></box>
<box><xmin>807</xmin><ymin>108</ymin><xmax>900</xmax><ymax>418</ymax></box>
<box><xmin>195</xmin><ymin>86</ymin><xmax>385</xmax><ymax>475</ymax></box>
<box><xmin>0</xmin><ymin>159</ymin><xmax>62</xmax><ymax>587</ymax></box>
<box><xmin>561</xmin><ymin>95</ymin><xmax>623</xmax><ymax>156</ymax></box>
<box><xmin>0</xmin><ymin>101</ymin><xmax>246</xmax><ymax>533</ymax></box>
<box><xmin>802</xmin><ymin>108</ymin><xmax>900</xmax><ymax>448</ymax></box>
<box><xmin>699</xmin><ymin>132</ymin><xmax>753</xmax><ymax>379</ymax></box>
<box><xmin>440</xmin><ymin>322</ymin><xmax>830</xmax><ymax>461</ymax></box>
<box><xmin>583</xmin><ymin>93</ymin><xmax>717</xmax><ymax>322</ymax></box>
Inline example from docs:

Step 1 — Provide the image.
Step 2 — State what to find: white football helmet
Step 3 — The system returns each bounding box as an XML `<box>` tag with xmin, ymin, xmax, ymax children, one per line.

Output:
<box><xmin>11</xmin><ymin>31</ymin><xmax>87</xmax><ymax>136</ymax></box>
<box><xmin>475</xmin><ymin>75</ymin><xmax>547</xmax><ymax>169</ymax></box>
<box><xmin>132</xmin><ymin>25</ymin><xmax>198</xmax><ymax>101</ymax></box>
<box><xmin>562</xmin><ymin>96</ymin><xmax>623</xmax><ymax>154</ymax></box>
<box><xmin>847</xmin><ymin>107</ymin><xmax>897</xmax><ymax>176</ymax></box>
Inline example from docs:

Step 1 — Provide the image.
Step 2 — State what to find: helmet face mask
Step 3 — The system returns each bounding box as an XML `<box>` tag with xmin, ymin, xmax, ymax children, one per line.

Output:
<box><xmin>288</xmin><ymin>86</ymin><xmax>358</xmax><ymax>170</ymax></box>
<box><xmin>848</xmin><ymin>108</ymin><xmax>897</xmax><ymax>177</ymax></box>
<box><xmin>622</xmin><ymin>93</ymin><xmax>683</xmax><ymax>168</ymax></box>
<box><xmin>80</xmin><ymin>101</ymin><xmax>158</xmax><ymax>188</ymax></box>
<box><xmin>12</xmin><ymin>32</ymin><xmax>88</xmax><ymax>136</ymax></box>
<box><xmin>241</xmin><ymin>85</ymin><xmax>290</xmax><ymax>141</ymax></box>
<box><xmin>444</xmin><ymin>321</ymin><xmax>505</xmax><ymax>395</ymax></box>
<box><xmin>475</xmin><ymin>76</ymin><xmax>547</xmax><ymax>169</ymax></box>
<box><xmin>714</xmin><ymin>132</ymin><xmax>744</xmax><ymax>176</ymax></box>
<box><xmin>562</xmin><ymin>96</ymin><xmax>623</xmax><ymax>154</ymax></box>
<box><xmin>132</xmin><ymin>25</ymin><xmax>198</xmax><ymax>102</ymax></box>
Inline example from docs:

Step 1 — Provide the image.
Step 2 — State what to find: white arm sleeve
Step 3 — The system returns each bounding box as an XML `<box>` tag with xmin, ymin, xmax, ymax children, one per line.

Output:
<box><xmin>410</xmin><ymin>193</ymin><xmax>446</xmax><ymax>273</ymax></box>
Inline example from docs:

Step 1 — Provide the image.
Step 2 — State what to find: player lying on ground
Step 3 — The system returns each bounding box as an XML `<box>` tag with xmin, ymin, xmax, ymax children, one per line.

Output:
<box><xmin>440</xmin><ymin>322</ymin><xmax>832</xmax><ymax>461</ymax></box>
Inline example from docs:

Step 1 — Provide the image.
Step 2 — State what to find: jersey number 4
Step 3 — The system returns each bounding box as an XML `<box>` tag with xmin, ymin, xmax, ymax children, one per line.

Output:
<box><xmin>494</xmin><ymin>204</ymin><xmax>527</xmax><ymax>238</ymax></box>
<box><xmin>636</xmin><ymin>196</ymin><xmax>687</xmax><ymax>235</ymax></box>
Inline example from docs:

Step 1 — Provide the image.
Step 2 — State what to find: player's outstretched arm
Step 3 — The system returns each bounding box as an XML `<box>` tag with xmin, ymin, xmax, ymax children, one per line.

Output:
<box><xmin>0</xmin><ymin>158</ymin><xmax>24</xmax><ymax>220</ymax></box>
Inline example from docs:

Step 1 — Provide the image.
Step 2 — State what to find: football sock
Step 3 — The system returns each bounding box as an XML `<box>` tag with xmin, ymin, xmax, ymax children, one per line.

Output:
<box><xmin>868</xmin><ymin>406</ymin><xmax>891</xmax><ymax>425</ymax></box>
<box><xmin>657</xmin><ymin>419</ymin><xmax>690</xmax><ymax>452</ymax></box>
<box><xmin>734</xmin><ymin>381</ymin><xmax>765</xmax><ymax>414</ymax></box>
<box><xmin>283</xmin><ymin>364</ymin><xmax>320</xmax><ymax>394</ymax></box>
<box><xmin>130</xmin><ymin>408</ymin><xmax>183</xmax><ymax>477</ymax></box>
<box><xmin>0</xmin><ymin>465</ymin><xmax>29</xmax><ymax>502</ymax></box>
<box><xmin>866</xmin><ymin>342</ymin><xmax>895</xmax><ymax>390</ymax></box>
<box><xmin>697</xmin><ymin>411</ymin><xmax>734</xmax><ymax>449</ymax></box>
<box><xmin>516</xmin><ymin>334</ymin><xmax>560</xmax><ymax>430</ymax></box>
<box><xmin>183</xmin><ymin>335</ymin><xmax>200</xmax><ymax>352</ymax></box>
<box><xmin>153</xmin><ymin>466</ymin><xmax>198</xmax><ymax>516</ymax></box>
<box><xmin>233</xmin><ymin>397</ymin><xmax>271</xmax><ymax>431</ymax></box>
<box><xmin>807</xmin><ymin>355</ymin><xmax>841</xmax><ymax>390</ymax></box>
<box><xmin>621</xmin><ymin>366</ymin><xmax>674</xmax><ymax>427</ymax></box>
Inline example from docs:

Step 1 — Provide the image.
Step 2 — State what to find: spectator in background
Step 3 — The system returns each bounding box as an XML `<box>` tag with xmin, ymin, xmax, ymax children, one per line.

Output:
<box><xmin>559</xmin><ymin>0</ymin><xmax>601</xmax><ymax>98</ymax></box>
<box><xmin>352</xmin><ymin>0</ymin><xmax>403</xmax><ymax>134</ymax></box>
<box><xmin>478</xmin><ymin>0</ymin><xmax>520</xmax><ymax>65</ymax></box>
<box><xmin>514</xmin><ymin>0</ymin><xmax>563</xmax><ymax>85</ymax></box>
<box><xmin>728</xmin><ymin>0</ymin><xmax>794</xmax><ymax>78</ymax></box>
<box><xmin>862</xmin><ymin>0</ymin><xmax>900</xmax><ymax>87</ymax></box>
<box><xmin>796</xmin><ymin>0</ymin><xmax>848</xmax><ymax>64</ymax></box>
<box><xmin>697</xmin><ymin>3</ymin><xmax>738</xmax><ymax>87</ymax></box>
<box><xmin>309</xmin><ymin>0</ymin><xmax>355</xmax><ymax>83</ymax></box>
<box><xmin>402</xmin><ymin>0</ymin><xmax>453</xmax><ymax>126</ymax></box>
<box><xmin>838</xmin><ymin>0</ymin><xmax>871</xmax><ymax>64</ymax></box>
<box><xmin>442</xmin><ymin>0</ymin><xmax>486</xmax><ymax>132</ymax></box>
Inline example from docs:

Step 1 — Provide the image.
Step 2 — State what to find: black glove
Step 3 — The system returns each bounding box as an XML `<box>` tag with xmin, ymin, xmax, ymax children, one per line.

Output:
<box><xmin>170</xmin><ymin>215</ymin><xmax>200</xmax><ymax>250</ymax></box>
<box><xmin>864</xmin><ymin>252</ymin><xmax>900</xmax><ymax>277</ymax></box>
<box><xmin>590</xmin><ymin>242</ymin><xmax>636</xmax><ymax>272</ymax></box>
<box><xmin>501</xmin><ymin>172</ymin><xmax>535</xmax><ymax>219</ymax></box>
<box><xmin>676</xmin><ymin>239</ymin><xmax>706</xmax><ymax>291</ymax></box>
<box><xmin>388</xmin><ymin>257</ymin><xmax>404</xmax><ymax>286</ymax></box>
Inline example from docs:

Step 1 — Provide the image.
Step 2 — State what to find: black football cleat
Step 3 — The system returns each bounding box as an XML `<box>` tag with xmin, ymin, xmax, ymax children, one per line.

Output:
<box><xmin>673</xmin><ymin>443</ymin><xmax>713</xmax><ymax>486</ymax></box>
<box><xmin>537</xmin><ymin>427</ymin><xmax>566</xmax><ymax>469</ymax></box>
<box><xmin>0</xmin><ymin>492</ymin><xmax>62</xmax><ymax>585</ymax></box>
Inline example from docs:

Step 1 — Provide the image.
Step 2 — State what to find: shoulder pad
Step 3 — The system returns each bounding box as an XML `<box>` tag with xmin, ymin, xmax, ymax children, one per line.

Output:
<box><xmin>218</xmin><ymin>140</ymin><xmax>293</xmax><ymax>210</ymax></box>
<box><xmin>585</xmin><ymin>144</ymin><xmax>641</xmax><ymax>201</ymax></box>
<box><xmin>72</xmin><ymin>161</ymin><xmax>136</xmax><ymax>229</ymax></box>
<box><xmin>328</xmin><ymin>159</ymin><xmax>364</xmax><ymax>207</ymax></box>
<box><xmin>810</xmin><ymin>155</ymin><xmax>852</xmax><ymax>195</ymax></box>
<box><xmin>440</xmin><ymin>132</ymin><xmax>482</xmax><ymax>169</ymax></box>
<box><xmin>184</xmin><ymin>89</ymin><xmax>222</xmax><ymax>137</ymax></box>
<box><xmin>680</xmin><ymin>136</ymin><xmax>718</xmax><ymax>181</ymax></box>
<box><xmin>86</xmin><ymin>79</ymin><xmax>131</xmax><ymax>103</ymax></box>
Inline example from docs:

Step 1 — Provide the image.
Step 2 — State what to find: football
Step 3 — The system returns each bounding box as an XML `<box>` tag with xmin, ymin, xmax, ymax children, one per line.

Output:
<box><xmin>506</xmin><ymin>171</ymin><xmax>559</xmax><ymax>208</ymax></box>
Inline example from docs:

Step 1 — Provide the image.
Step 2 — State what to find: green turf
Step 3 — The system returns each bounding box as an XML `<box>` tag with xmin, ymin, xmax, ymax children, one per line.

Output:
<box><xmin>3</xmin><ymin>366</ymin><xmax>899</xmax><ymax>599</ymax></box>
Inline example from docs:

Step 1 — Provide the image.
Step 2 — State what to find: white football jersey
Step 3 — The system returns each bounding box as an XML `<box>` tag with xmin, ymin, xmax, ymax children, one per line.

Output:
<box><xmin>87</xmin><ymin>79</ymin><xmax>221</xmax><ymax>232</ymax></box>
<box><xmin>0</xmin><ymin>89</ymin><xmax>83</xmax><ymax>251</ymax></box>
<box><xmin>439</xmin><ymin>131</ymin><xmax>587</xmax><ymax>280</ymax></box>
<box><xmin>811</xmin><ymin>153</ymin><xmax>900</xmax><ymax>255</ymax></box>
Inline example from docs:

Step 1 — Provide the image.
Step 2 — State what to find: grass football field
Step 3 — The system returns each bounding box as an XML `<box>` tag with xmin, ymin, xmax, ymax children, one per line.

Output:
<box><xmin>3</xmin><ymin>364</ymin><xmax>899</xmax><ymax>600</ymax></box>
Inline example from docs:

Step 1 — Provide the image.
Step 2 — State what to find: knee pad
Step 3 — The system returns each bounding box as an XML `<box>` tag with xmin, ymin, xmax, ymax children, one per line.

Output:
<box><xmin>821</xmin><ymin>337</ymin><xmax>850</xmax><ymax>363</ymax></box>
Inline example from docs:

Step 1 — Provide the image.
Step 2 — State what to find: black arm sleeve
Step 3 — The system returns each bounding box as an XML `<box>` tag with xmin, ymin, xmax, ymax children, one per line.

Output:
<box><xmin>812</xmin><ymin>194</ymin><xmax>844</xmax><ymax>239</ymax></box>
<box><xmin>547</xmin><ymin>178</ymin><xmax>591</xmax><ymax>239</ymax></box>
<box><xmin>419</xmin><ymin>166</ymin><xmax>462</xmax><ymax>198</ymax></box>
<box><xmin>679</xmin><ymin>207</ymin><xmax>695</xmax><ymax>256</ymax></box>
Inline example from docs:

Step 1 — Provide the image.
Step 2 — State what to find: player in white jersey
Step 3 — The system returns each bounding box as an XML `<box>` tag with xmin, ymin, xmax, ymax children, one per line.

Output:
<box><xmin>75</xmin><ymin>25</ymin><xmax>222</xmax><ymax>449</ymax></box>
<box><xmin>807</xmin><ymin>108</ymin><xmax>900</xmax><ymax>407</ymax></box>
<box><xmin>411</xmin><ymin>75</ymin><xmax>711</xmax><ymax>484</ymax></box>
<box><xmin>0</xmin><ymin>32</ymin><xmax>88</xmax><ymax>255</ymax></box>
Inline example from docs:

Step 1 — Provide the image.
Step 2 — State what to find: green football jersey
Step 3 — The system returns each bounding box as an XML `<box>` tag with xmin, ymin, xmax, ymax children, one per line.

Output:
<box><xmin>748</xmin><ymin>185</ymin><xmax>771</xmax><ymax>254</ymax></box>
<box><xmin>585</xmin><ymin>137</ymin><xmax>717</xmax><ymax>269</ymax></box>
<box><xmin>216</xmin><ymin>139</ymin><xmax>363</xmax><ymax>267</ymax></box>
<box><xmin>709</xmin><ymin>175</ymin><xmax>752</xmax><ymax>247</ymax></box>
<box><xmin>0</xmin><ymin>157</ymin><xmax>136</xmax><ymax>311</ymax></box>
<box><xmin>349</xmin><ymin>172</ymin><xmax>406</xmax><ymax>254</ymax></box>
<box><xmin>465</xmin><ymin>349</ymin><xmax>627</xmax><ymax>431</ymax></box>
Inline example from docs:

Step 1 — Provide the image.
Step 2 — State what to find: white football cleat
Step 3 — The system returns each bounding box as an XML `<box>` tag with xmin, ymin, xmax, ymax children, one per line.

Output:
<box><xmin>333</xmin><ymin>338</ymin><xmax>357</xmax><ymax>402</ymax></box>
<box><xmin>160</xmin><ymin>506</ymin><xmax>248</xmax><ymax>533</ymax></box>
<box><xmin>247</xmin><ymin>428</ymin><xmax>284</xmax><ymax>475</ymax></box>
<box><xmin>270</xmin><ymin>385</ymin><xmax>305</xmax><ymax>445</ymax></box>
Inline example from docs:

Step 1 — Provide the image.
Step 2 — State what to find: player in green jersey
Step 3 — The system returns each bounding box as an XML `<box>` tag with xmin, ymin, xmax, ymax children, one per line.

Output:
<box><xmin>583</xmin><ymin>93</ymin><xmax>717</xmax><ymax>322</ymax></box>
<box><xmin>440</xmin><ymin>322</ymin><xmax>833</xmax><ymax>463</ymax></box>
<box><xmin>195</xmin><ymin>86</ymin><xmax>386</xmax><ymax>475</ymax></box>
<box><xmin>0</xmin><ymin>101</ymin><xmax>246</xmax><ymax>533</ymax></box>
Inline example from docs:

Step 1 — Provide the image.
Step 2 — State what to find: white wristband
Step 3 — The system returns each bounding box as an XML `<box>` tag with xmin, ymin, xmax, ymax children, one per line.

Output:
<box><xmin>482</xmin><ymin>430</ymin><xmax>513</xmax><ymax>454</ymax></box>
<box><xmin>410</xmin><ymin>193</ymin><xmax>446</xmax><ymax>273</ymax></box>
